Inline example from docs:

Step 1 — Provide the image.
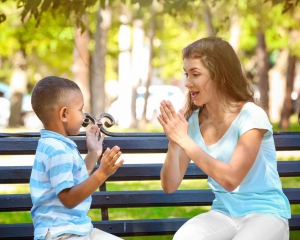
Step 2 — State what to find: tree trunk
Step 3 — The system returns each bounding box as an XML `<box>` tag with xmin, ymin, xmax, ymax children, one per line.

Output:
<box><xmin>139</xmin><ymin>10</ymin><xmax>155</xmax><ymax>129</ymax></box>
<box><xmin>256</xmin><ymin>32</ymin><xmax>269</xmax><ymax>115</ymax></box>
<box><xmin>202</xmin><ymin>0</ymin><xmax>215</xmax><ymax>36</ymax></box>
<box><xmin>130</xmin><ymin>19</ymin><xmax>144</xmax><ymax>128</ymax></box>
<box><xmin>269</xmin><ymin>49</ymin><xmax>289</xmax><ymax>123</ymax></box>
<box><xmin>9</xmin><ymin>49</ymin><xmax>28</xmax><ymax>128</ymax></box>
<box><xmin>279</xmin><ymin>55</ymin><xmax>296</xmax><ymax>129</ymax></box>
<box><xmin>73</xmin><ymin>15</ymin><xmax>91</xmax><ymax>113</ymax></box>
<box><xmin>91</xmin><ymin>6</ymin><xmax>111</xmax><ymax>118</ymax></box>
<box><xmin>117</xmin><ymin>21</ymin><xmax>132</xmax><ymax>128</ymax></box>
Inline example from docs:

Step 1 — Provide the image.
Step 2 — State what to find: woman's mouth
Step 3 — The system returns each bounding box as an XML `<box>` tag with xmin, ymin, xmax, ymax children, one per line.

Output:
<box><xmin>190</xmin><ymin>91</ymin><xmax>199</xmax><ymax>99</ymax></box>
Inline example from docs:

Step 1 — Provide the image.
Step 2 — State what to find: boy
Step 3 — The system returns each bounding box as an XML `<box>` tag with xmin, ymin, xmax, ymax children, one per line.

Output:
<box><xmin>30</xmin><ymin>76</ymin><xmax>124</xmax><ymax>240</ymax></box>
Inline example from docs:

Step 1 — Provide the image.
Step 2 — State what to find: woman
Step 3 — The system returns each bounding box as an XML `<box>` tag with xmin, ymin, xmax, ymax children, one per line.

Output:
<box><xmin>158</xmin><ymin>36</ymin><xmax>290</xmax><ymax>240</ymax></box>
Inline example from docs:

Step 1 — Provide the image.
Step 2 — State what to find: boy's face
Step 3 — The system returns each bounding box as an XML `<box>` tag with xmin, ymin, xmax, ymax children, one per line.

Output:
<box><xmin>64</xmin><ymin>90</ymin><xmax>85</xmax><ymax>135</ymax></box>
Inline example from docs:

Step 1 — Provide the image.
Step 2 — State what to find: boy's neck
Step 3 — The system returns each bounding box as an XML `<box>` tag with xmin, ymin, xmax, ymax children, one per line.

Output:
<box><xmin>44</xmin><ymin>122</ymin><xmax>68</xmax><ymax>137</ymax></box>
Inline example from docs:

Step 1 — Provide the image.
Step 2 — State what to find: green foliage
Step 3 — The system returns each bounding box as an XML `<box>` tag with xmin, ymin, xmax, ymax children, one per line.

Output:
<box><xmin>1</xmin><ymin>0</ymin><xmax>298</xmax><ymax>27</ymax></box>
<box><xmin>0</xmin><ymin>1</ymin><xmax>74</xmax><ymax>87</ymax></box>
<box><xmin>132</xmin><ymin>0</ymin><xmax>153</xmax><ymax>7</ymax></box>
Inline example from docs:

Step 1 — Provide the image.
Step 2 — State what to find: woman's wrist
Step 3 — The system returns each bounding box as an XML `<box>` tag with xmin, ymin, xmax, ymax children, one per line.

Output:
<box><xmin>176</xmin><ymin>135</ymin><xmax>192</xmax><ymax>151</ymax></box>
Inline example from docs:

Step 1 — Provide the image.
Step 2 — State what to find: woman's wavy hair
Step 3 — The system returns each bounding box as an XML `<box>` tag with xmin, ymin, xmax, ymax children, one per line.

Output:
<box><xmin>182</xmin><ymin>36</ymin><xmax>254</xmax><ymax>120</ymax></box>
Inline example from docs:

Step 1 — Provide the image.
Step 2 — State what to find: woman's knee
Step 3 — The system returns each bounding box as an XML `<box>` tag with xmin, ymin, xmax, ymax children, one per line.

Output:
<box><xmin>173</xmin><ymin>211</ymin><xmax>238</xmax><ymax>240</ymax></box>
<box><xmin>232</xmin><ymin>214</ymin><xmax>289</xmax><ymax>240</ymax></box>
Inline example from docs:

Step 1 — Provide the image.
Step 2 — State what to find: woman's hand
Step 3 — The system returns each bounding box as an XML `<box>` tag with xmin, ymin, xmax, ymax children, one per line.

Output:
<box><xmin>157</xmin><ymin>100</ymin><xmax>189</xmax><ymax>146</ymax></box>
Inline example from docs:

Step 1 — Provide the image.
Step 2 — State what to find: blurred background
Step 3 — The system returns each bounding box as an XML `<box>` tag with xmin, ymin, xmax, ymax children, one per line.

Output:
<box><xmin>0</xmin><ymin>1</ymin><xmax>300</xmax><ymax>239</ymax></box>
<box><xmin>0</xmin><ymin>0</ymin><xmax>299</xmax><ymax>133</ymax></box>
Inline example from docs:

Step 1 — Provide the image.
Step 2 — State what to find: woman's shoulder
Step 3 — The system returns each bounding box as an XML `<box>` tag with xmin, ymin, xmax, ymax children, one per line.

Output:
<box><xmin>241</xmin><ymin>101</ymin><xmax>266</xmax><ymax>116</ymax></box>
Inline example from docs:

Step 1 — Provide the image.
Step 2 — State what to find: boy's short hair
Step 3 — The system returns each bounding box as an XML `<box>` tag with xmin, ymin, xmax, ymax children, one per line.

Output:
<box><xmin>31</xmin><ymin>76</ymin><xmax>80</xmax><ymax>123</ymax></box>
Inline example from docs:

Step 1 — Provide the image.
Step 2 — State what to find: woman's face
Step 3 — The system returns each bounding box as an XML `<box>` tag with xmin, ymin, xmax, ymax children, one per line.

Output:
<box><xmin>183</xmin><ymin>58</ymin><xmax>216</xmax><ymax>107</ymax></box>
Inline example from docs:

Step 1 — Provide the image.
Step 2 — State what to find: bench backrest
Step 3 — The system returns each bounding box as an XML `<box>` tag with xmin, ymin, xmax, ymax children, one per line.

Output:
<box><xmin>0</xmin><ymin>131</ymin><xmax>300</xmax><ymax>239</ymax></box>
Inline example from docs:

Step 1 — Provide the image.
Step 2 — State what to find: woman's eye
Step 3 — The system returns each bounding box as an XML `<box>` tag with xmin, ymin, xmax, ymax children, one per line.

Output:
<box><xmin>183</xmin><ymin>73</ymin><xmax>188</xmax><ymax>78</ymax></box>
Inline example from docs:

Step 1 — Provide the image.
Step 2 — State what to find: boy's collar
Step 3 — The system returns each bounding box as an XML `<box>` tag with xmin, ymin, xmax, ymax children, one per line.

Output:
<box><xmin>39</xmin><ymin>129</ymin><xmax>77</xmax><ymax>147</ymax></box>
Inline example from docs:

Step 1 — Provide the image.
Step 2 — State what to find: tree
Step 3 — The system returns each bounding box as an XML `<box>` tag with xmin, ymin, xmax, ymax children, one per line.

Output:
<box><xmin>8</xmin><ymin>49</ymin><xmax>28</xmax><ymax>127</ymax></box>
<box><xmin>0</xmin><ymin>2</ymin><xmax>75</xmax><ymax>127</ymax></box>
<box><xmin>1</xmin><ymin>0</ymin><xmax>299</xmax><ymax>130</ymax></box>
<box><xmin>256</xmin><ymin>32</ymin><xmax>270</xmax><ymax>114</ymax></box>
<box><xmin>140</xmin><ymin>4</ymin><xmax>155</xmax><ymax>128</ymax></box>
<box><xmin>279</xmin><ymin>28</ymin><xmax>300</xmax><ymax>129</ymax></box>
<box><xmin>1</xmin><ymin>0</ymin><xmax>298</xmax><ymax>28</ymax></box>
<box><xmin>91</xmin><ymin>5</ymin><xmax>112</xmax><ymax>117</ymax></box>
<box><xmin>130</xmin><ymin>19</ymin><xmax>145</xmax><ymax>128</ymax></box>
<box><xmin>73</xmin><ymin>15</ymin><xmax>91</xmax><ymax>113</ymax></box>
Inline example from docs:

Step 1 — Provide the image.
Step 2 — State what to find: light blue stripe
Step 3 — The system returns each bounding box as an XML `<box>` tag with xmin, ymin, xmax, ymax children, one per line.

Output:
<box><xmin>30</xmin><ymin>130</ymin><xmax>92</xmax><ymax>238</ymax></box>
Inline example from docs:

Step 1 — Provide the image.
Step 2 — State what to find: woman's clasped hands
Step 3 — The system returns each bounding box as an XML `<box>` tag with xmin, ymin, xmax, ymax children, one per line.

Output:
<box><xmin>157</xmin><ymin>100</ymin><xmax>189</xmax><ymax>145</ymax></box>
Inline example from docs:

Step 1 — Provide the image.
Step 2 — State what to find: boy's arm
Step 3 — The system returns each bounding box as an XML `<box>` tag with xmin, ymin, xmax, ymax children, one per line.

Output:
<box><xmin>58</xmin><ymin>146</ymin><xmax>124</xmax><ymax>209</ymax></box>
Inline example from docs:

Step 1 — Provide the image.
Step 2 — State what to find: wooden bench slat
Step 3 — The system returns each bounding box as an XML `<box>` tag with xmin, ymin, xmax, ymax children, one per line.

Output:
<box><xmin>1</xmin><ymin>188</ymin><xmax>300</xmax><ymax>212</ymax></box>
<box><xmin>94</xmin><ymin>218</ymin><xmax>187</xmax><ymax>236</ymax></box>
<box><xmin>273</xmin><ymin>132</ymin><xmax>300</xmax><ymax>151</ymax></box>
<box><xmin>0</xmin><ymin>136</ymin><xmax>169</xmax><ymax>155</ymax></box>
<box><xmin>0</xmin><ymin>190</ymin><xmax>213</xmax><ymax>211</ymax></box>
<box><xmin>1</xmin><ymin>132</ymin><xmax>300</xmax><ymax>155</ymax></box>
<box><xmin>289</xmin><ymin>214</ymin><xmax>300</xmax><ymax>231</ymax></box>
<box><xmin>0</xmin><ymin>223</ymin><xmax>33</xmax><ymax>240</ymax></box>
<box><xmin>96</xmin><ymin>215</ymin><xmax>300</xmax><ymax>234</ymax></box>
<box><xmin>1</xmin><ymin>161</ymin><xmax>299</xmax><ymax>184</ymax></box>
<box><xmin>1</xmin><ymin>214</ymin><xmax>299</xmax><ymax>239</ymax></box>
<box><xmin>91</xmin><ymin>190</ymin><xmax>214</xmax><ymax>208</ymax></box>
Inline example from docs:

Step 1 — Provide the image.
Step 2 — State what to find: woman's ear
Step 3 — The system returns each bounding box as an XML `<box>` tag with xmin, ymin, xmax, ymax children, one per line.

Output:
<box><xmin>59</xmin><ymin>107</ymin><xmax>68</xmax><ymax>122</ymax></box>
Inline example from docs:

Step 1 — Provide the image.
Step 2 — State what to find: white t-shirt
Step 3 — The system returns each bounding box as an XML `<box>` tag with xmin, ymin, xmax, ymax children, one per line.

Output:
<box><xmin>187</xmin><ymin>102</ymin><xmax>291</xmax><ymax>219</ymax></box>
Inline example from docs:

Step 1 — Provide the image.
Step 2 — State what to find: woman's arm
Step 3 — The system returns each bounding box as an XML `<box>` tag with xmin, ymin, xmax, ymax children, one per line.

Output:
<box><xmin>179</xmin><ymin>128</ymin><xmax>265</xmax><ymax>192</ymax></box>
<box><xmin>158</xmin><ymin>101</ymin><xmax>191</xmax><ymax>193</ymax></box>
<box><xmin>158</xmin><ymin>100</ymin><xmax>266</xmax><ymax>192</ymax></box>
<box><xmin>160</xmin><ymin>141</ymin><xmax>190</xmax><ymax>193</ymax></box>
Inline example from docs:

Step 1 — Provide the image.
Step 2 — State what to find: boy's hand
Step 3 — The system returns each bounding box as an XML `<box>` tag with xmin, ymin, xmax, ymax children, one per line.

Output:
<box><xmin>86</xmin><ymin>124</ymin><xmax>104</xmax><ymax>157</ymax></box>
<box><xmin>97</xmin><ymin>146</ymin><xmax>124</xmax><ymax>178</ymax></box>
<box><xmin>85</xmin><ymin>125</ymin><xmax>105</xmax><ymax>174</ymax></box>
<box><xmin>59</xmin><ymin>146</ymin><xmax>124</xmax><ymax>209</ymax></box>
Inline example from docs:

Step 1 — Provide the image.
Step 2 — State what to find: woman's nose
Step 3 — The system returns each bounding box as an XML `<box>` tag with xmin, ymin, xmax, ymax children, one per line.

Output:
<box><xmin>185</xmin><ymin>81</ymin><xmax>194</xmax><ymax>88</ymax></box>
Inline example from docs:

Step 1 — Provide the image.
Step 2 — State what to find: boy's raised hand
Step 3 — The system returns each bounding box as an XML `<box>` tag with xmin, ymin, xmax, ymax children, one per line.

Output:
<box><xmin>86</xmin><ymin>124</ymin><xmax>105</xmax><ymax>157</ymax></box>
<box><xmin>85</xmin><ymin>125</ymin><xmax>106</xmax><ymax>174</ymax></box>
<box><xmin>85</xmin><ymin>125</ymin><xmax>124</xmax><ymax>177</ymax></box>
<box><xmin>97</xmin><ymin>146</ymin><xmax>124</xmax><ymax>177</ymax></box>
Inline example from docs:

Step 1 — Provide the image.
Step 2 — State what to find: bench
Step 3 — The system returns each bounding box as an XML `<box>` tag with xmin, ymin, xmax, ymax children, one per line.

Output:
<box><xmin>0</xmin><ymin>113</ymin><xmax>300</xmax><ymax>239</ymax></box>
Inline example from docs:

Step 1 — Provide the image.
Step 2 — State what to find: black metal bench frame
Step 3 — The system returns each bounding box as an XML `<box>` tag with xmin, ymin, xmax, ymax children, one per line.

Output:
<box><xmin>0</xmin><ymin>128</ymin><xmax>300</xmax><ymax>239</ymax></box>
